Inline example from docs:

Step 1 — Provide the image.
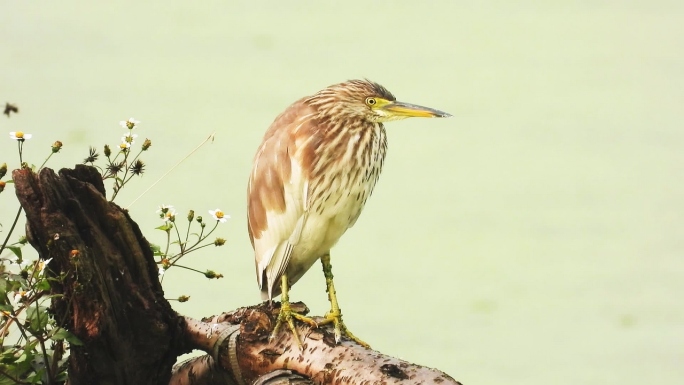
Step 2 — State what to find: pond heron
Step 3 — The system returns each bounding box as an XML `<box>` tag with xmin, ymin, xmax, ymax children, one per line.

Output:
<box><xmin>247</xmin><ymin>79</ymin><xmax>451</xmax><ymax>347</ymax></box>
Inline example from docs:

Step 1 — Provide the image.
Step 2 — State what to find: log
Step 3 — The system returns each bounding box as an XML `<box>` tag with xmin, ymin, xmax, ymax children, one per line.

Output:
<box><xmin>13</xmin><ymin>165</ymin><xmax>461</xmax><ymax>385</ymax></box>
<box><xmin>180</xmin><ymin>307</ymin><xmax>461</xmax><ymax>385</ymax></box>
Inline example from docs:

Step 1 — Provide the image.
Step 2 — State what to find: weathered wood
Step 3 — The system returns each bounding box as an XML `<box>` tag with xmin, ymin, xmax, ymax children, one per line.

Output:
<box><xmin>13</xmin><ymin>166</ymin><xmax>188</xmax><ymax>385</ymax></box>
<box><xmin>180</xmin><ymin>306</ymin><xmax>461</xmax><ymax>385</ymax></box>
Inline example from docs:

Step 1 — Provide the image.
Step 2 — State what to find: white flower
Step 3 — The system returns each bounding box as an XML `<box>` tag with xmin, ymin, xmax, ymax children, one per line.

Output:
<box><xmin>157</xmin><ymin>205</ymin><xmax>176</xmax><ymax>218</ymax></box>
<box><xmin>9</xmin><ymin>131</ymin><xmax>32</xmax><ymax>141</ymax></box>
<box><xmin>38</xmin><ymin>258</ymin><xmax>53</xmax><ymax>275</ymax></box>
<box><xmin>157</xmin><ymin>205</ymin><xmax>177</xmax><ymax>222</ymax></box>
<box><xmin>3</xmin><ymin>254</ymin><xmax>31</xmax><ymax>269</ymax></box>
<box><xmin>13</xmin><ymin>290</ymin><xmax>33</xmax><ymax>304</ymax></box>
<box><xmin>156</xmin><ymin>204</ymin><xmax>175</xmax><ymax>214</ymax></box>
<box><xmin>13</xmin><ymin>291</ymin><xmax>25</xmax><ymax>304</ymax></box>
<box><xmin>121</xmin><ymin>132</ymin><xmax>138</xmax><ymax>145</ymax></box>
<box><xmin>208</xmin><ymin>209</ymin><xmax>230</xmax><ymax>223</ymax></box>
<box><xmin>119</xmin><ymin>117</ymin><xmax>140</xmax><ymax>129</ymax></box>
<box><xmin>119</xmin><ymin>142</ymin><xmax>131</xmax><ymax>150</ymax></box>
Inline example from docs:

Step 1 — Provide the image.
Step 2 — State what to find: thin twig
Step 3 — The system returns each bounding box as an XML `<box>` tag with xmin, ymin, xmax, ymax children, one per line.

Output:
<box><xmin>127</xmin><ymin>132</ymin><xmax>215</xmax><ymax>209</ymax></box>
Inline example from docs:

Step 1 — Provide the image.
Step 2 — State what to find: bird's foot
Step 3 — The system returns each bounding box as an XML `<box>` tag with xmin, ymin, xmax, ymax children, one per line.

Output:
<box><xmin>318</xmin><ymin>309</ymin><xmax>370</xmax><ymax>348</ymax></box>
<box><xmin>270</xmin><ymin>300</ymin><xmax>318</xmax><ymax>348</ymax></box>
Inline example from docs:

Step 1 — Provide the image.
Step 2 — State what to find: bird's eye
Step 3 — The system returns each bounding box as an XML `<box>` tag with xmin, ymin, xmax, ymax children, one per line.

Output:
<box><xmin>365</xmin><ymin>97</ymin><xmax>377</xmax><ymax>106</ymax></box>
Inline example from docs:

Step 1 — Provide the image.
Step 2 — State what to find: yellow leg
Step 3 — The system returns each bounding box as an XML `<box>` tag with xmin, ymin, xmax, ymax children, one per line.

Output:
<box><xmin>318</xmin><ymin>254</ymin><xmax>370</xmax><ymax>348</ymax></box>
<box><xmin>270</xmin><ymin>274</ymin><xmax>317</xmax><ymax>348</ymax></box>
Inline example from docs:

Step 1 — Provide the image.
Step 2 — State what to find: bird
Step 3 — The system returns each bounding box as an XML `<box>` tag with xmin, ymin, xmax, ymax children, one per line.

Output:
<box><xmin>247</xmin><ymin>79</ymin><xmax>451</xmax><ymax>347</ymax></box>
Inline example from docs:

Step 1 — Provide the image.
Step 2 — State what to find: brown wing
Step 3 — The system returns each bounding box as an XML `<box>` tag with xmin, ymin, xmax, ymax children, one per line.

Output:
<box><xmin>247</xmin><ymin>98</ymin><xmax>316</xmax><ymax>299</ymax></box>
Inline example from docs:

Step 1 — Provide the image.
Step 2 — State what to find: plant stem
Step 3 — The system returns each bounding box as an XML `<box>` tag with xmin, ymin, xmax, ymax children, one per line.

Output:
<box><xmin>0</xmin><ymin>206</ymin><xmax>23</xmax><ymax>257</ymax></box>
<box><xmin>18</xmin><ymin>140</ymin><xmax>24</xmax><ymax>163</ymax></box>
<box><xmin>33</xmin><ymin>300</ymin><xmax>54</xmax><ymax>385</ymax></box>
<box><xmin>38</xmin><ymin>152</ymin><xmax>55</xmax><ymax>170</ymax></box>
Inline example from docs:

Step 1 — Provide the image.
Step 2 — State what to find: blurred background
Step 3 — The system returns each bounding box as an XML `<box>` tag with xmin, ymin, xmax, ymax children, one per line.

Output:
<box><xmin>1</xmin><ymin>1</ymin><xmax>682</xmax><ymax>384</ymax></box>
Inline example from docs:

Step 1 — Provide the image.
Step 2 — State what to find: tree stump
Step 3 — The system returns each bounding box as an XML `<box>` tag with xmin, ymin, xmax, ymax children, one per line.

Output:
<box><xmin>13</xmin><ymin>165</ymin><xmax>462</xmax><ymax>385</ymax></box>
<box><xmin>13</xmin><ymin>165</ymin><xmax>187</xmax><ymax>384</ymax></box>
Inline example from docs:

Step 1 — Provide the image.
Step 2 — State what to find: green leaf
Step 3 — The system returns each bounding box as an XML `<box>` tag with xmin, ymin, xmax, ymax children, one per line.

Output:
<box><xmin>40</xmin><ymin>294</ymin><xmax>64</xmax><ymax>301</ymax></box>
<box><xmin>55</xmin><ymin>370</ymin><xmax>68</xmax><ymax>382</ymax></box>
<box><xmin>0</xmin><ymin>349</ymin><xmax>20</xmax><ymax>364</ymax></box>
<box><xmin>15</xmin><ymin>349</ymin><xmax>34</xmax><ymax>364</ymax></box>
<box><xmin>6</xmin><ymin>246</ymin><xmax>21</xmax><ymax>260</ymax></box>
<box><xmin>7</xmin><ymin>279</ymin><xmax>22</xmax><ymax>293</ymax></box>
<box><xmin>24</xmin><ymin>340</ymin><xmax>39</xmax><ymax>352</ymax></box>
<box><xmin>0</xmin><ymin>360</ymin><xmax>31</xmax><ymax>385</ymax></box>
<box><xmin>25</xmin><ymin>368</ymin><xmax>46</xmax><ymax>384</ymax></box>
<box><xmin>25</xmin><ymin>306</ymin><xmax>49</xmax><ymax>333</ymax></box>
<box><xmin>35</xmin><ymin>279</ymin><xmax>50</xmax><ymax>292</ymax></box>
<box><xmin>155</xmin><ymin>224</ymin><xmax>173</xmax><ymax>232</ymax></box>
<box><xmin>51</xmin><ymin>328</ymin><xmax>83</xmax><ymax>346</ymax></box>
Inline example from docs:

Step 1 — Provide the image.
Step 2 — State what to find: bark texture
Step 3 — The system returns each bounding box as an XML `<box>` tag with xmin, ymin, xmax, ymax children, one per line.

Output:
<box><xmin>13</xmin><ymin>166</ymin><xmax>188</xmax><ymax>385</ymax></box>
<box><xmin>179</xmin><ymin>307</ymin><xmax>461</xmax><ymax>385</ymax></box>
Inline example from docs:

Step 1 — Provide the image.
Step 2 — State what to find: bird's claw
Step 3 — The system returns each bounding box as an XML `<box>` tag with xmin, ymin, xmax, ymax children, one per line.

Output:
<box><xmin>270</xmin><ymin>301</ymin><xmax>317</xmax><ymax>348</ymax></box>
<box><xmin>319</xmin><ymin>310</ymin><xmax>370</xmax><ymax>348</ymax></box>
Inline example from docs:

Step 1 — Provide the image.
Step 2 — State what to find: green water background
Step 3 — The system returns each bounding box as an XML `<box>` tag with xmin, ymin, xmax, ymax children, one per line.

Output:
<box><xmin>1</xmin><ymin>1</ymin><xmax>682</xmax><ymax>384</ymax></box>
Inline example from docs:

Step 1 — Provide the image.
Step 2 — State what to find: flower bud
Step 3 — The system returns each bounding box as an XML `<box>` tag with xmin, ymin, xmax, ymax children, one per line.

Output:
<box><xmin>51</xmin><ymin>141</ymin><xmax>63</xmax><ymax>153</ymax></box>
<box><xmin>204</xmin><ymin>270</ymin><xmax>224</xmax><ymax>279</ymax></box>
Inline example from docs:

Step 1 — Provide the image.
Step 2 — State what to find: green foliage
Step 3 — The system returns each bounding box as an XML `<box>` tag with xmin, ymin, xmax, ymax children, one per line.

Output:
<box><xmin>1</xmin><ymin>112</ymin><xmax>230</xmax><ymax>383</ymax></box>
<box><xmin>50</xmin><ymin>329</ymin><xmax>82</xmax><ymax>346</ymax></box>
<box><xmin>81</xmin><ymin>117</ymin><xmax>150</xmax><ymax>202</ymax></box>
<box><xmin>154</xmin><ymin>205</ymin><xmax>227</xmax><ymax>282</ymax></box>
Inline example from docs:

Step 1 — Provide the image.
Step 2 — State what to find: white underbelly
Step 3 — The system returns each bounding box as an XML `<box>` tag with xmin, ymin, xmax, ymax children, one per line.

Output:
<box><xmin>285</xmin><ymin>122</ymin><xmax>386</xmax><ymax>287</ymax></box>
<box><xmin>285</xmin><ymin>187</ymin><xmax>368</xmax><ymax>285</ymax></box>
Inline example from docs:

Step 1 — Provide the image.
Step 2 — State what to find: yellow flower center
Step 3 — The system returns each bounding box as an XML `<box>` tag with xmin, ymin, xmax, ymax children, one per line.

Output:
<box><xmin>215</xmin><ymin>211</ymin><xmax>224</xmax><ymax>219</ymax></box>
<box><xmin>119</xmin><ymin>143</ymin><xmax>128</xmax><ymax>149</ymax></box>
<box><xmin>15</xmin><ymin>131</ymin><xmax>24</xmax><ymax>138</ymax></box>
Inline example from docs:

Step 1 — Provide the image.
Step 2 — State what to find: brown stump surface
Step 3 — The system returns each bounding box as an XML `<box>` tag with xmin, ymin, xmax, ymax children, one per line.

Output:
<box><xmin>13</xmin><ymin>166</ymin><xmax>188</xmax><ymax>385</ymax></box>
<box><xmin>190</xmin><ymin>307</ymin><xmax>462</xmax><ymax>385</ymax></box>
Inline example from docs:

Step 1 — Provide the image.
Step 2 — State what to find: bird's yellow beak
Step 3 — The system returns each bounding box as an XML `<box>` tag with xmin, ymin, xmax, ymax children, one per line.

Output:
<box><xmin>381</xmin><ymin>101</ymin><xmax>452</xmax><ymax>118</ymax></box>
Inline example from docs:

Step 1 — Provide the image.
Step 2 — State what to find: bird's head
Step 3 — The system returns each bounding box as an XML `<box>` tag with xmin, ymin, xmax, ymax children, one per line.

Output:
<box><xmin>308</xmin><ymin>79</ymin><xmax>451</xmax><ymax>123</ymax></box>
